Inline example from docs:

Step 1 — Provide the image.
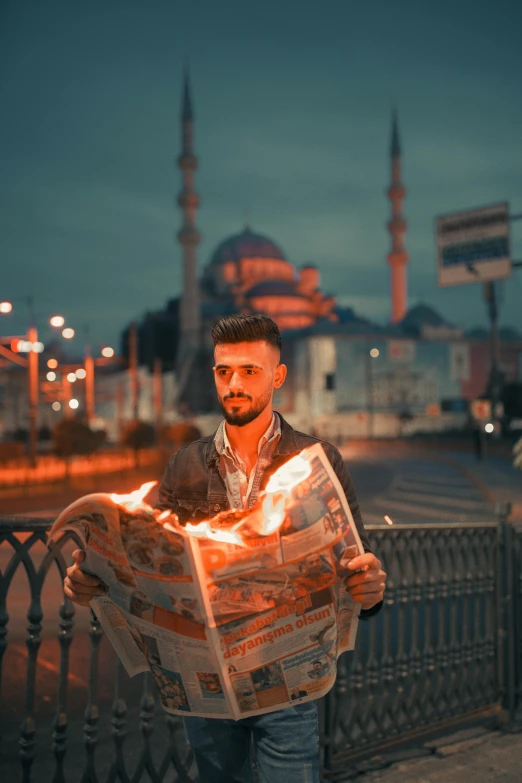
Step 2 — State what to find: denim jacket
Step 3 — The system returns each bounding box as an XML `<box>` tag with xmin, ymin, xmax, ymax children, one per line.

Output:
<box><xmin>156</xmin><ymin>414</ymin><xmax>382</xmax><ymax>618</ymax></box>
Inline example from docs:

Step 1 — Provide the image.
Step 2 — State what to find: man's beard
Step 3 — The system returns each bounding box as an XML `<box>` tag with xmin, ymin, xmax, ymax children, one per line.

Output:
<box><xmin>218</xmin><ymin>389</ymin><xmax>272</xmax><ymax>427</ymax></box>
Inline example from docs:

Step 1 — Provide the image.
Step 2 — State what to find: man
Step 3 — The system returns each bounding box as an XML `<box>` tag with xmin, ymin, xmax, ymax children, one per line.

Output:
<box><xmin>64</xmin><ymin>313</ymin><xmax>386</xmax><ymax>783</ymax></box>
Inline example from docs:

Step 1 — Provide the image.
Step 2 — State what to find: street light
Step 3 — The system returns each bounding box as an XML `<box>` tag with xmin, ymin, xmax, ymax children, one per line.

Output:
<box><xmin>366</xmin><ymin>346</ymin><xmax>380</xmax><ymax>438</ymax></box>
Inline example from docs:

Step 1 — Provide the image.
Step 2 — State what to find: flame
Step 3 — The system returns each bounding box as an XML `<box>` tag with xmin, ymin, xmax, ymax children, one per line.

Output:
<box><xmin>264</xmin><ymin>454</ymin><xmax>311</xmax><ymax>494</ymax></box>
<box><xmin>163</xmin><ymin>451</ymin><xmax>313</xmax><ymax>547</ymax></box>
<box><xmin>258</xmin><ymin>453</ymin><xmax>312</xmax><ymax>535</ymax></box>
<box><xmin>110</xmin><ymin>481</ymin><xmax>157</xmax><ymax>511</ymax></box>
<box><xmin>166</xmin><ymin>520</ymin><xmax>247</xmax><ymax>548</ymax></box>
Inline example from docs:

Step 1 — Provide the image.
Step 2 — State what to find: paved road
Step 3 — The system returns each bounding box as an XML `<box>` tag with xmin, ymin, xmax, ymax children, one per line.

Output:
<box><xmin>345</xmin><ymin>450</ymin><xmax>494</xmax><ymax>526</ymax></box>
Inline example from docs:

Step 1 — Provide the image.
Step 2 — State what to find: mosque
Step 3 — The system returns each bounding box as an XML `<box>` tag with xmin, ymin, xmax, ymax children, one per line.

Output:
<box><xmin>122</xmin><ymin>71</ymin><xmax>521</xmax><ymax>430</ymax></box>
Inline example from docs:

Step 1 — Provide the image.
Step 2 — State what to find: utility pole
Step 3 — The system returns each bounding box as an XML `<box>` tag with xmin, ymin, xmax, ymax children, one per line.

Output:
<box><xmin>484</xmin><ymin>281</ymin><xmax>502</xmax><ymax>421</ymax></box>
<box><xmin>153</xmin><ymin>357</ymin><xmax>163</xmax><ymax>444</ymax></box>
<box><xmin>62</xmin><ymin>375</ymin><xmax>73</xmax><ymax>418</ymax></box>
<box><xmin>27</xmin><ymin>325</ymin><xmax>39</xmax><ymax>468</ymax></box>
<box><xmin>84</xmin><ymin>347</ymin><xmax>95</xmax><ymax>424</ymax></box>
<box><xmin>116</xmin><ymin>381</ymin><xmax>124</xmax><ymax>440</ymax></box>
<box><xmin>129</xmin><ymin>322</ymin><xmax>139</xmax><ymax>421</ymax></box>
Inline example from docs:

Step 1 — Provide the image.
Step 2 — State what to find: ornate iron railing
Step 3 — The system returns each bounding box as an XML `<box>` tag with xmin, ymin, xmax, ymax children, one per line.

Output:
<box><xmin>0</xmin><ymin>516</ymin><xmax>519</xmax><ymax>782</ymax></box>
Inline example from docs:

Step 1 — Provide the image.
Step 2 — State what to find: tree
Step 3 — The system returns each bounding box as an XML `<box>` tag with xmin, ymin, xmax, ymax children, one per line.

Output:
<box><xmin>160</xmin><ymin>422</ymin><xmax>202</xmax><ymax>453</ymax></box>
<box><xmin>121</xmin><ymin>421</ymin><xmax>156</xmax><ymax>466</ymax></box>
<box><xmin>52</xmin><ymin>419</ymin><xmax>107</xmax><ymax>477</ymax></box>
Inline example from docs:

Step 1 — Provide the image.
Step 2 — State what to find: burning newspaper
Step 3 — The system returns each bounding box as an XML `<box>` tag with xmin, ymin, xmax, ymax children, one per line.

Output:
<box><xmin>49</xmin><ymin>443</ymin><xmax>364</xmax><ymax>720</ymax></box>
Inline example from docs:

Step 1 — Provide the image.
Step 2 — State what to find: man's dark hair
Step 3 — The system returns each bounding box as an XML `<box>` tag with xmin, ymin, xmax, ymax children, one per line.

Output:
<box><xmin>211</xmin><ymin>313</ymin><xmax>282</xmax><ymax>352</ymax></box>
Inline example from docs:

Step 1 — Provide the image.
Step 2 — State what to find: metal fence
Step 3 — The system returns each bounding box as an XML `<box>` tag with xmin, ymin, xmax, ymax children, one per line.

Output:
<box><xmin>1</xmin><ymin>514</ymin><xmax>520</xmax><ymax>782</ymax></box>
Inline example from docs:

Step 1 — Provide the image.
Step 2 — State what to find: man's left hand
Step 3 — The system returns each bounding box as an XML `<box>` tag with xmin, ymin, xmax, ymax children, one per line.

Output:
<box><xmin>344</xmin><ymin>553</ymin><xmax>386</xmax><ymax>610</ymax></box>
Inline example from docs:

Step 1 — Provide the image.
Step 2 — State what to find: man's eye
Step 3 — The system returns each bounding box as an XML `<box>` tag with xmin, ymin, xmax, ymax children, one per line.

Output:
<box><xmin>245</xmin><ymin>369</ymin><xmax>255</xmax><ymax>375</ymax></box>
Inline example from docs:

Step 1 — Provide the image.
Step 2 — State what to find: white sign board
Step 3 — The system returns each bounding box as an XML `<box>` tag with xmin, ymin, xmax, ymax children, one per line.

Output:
<box><xmin>388</xmin><ymin>340</ymin><xmax>415</xmax><ymax>363</ymax></box>
<box><xmin>436</xmin><ymin>202</ymin><xmax>511</xmax><ymax>287</ymax></box>
<box><xmin>450</xmin><ymin>343</ymin><xmax>470</xmax><ymax>382</ymax></box>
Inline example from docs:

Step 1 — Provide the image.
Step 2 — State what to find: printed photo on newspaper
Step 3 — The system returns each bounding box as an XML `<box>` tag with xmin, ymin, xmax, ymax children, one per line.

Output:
<box><xmin>48</xmin><ymin>442</ymin><xmax>364</xmax><ymax>720</ymax></box>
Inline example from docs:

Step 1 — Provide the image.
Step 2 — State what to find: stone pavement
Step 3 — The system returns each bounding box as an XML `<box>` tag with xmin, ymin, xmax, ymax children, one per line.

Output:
<box><xmin>353</xmin><ymin>725</ymin><xmax>522</xmax><ymax>782</ymax></box>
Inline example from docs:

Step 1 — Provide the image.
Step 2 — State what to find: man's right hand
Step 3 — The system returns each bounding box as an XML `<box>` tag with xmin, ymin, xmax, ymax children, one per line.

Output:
<box><xmin>63</xmin><ymin>549</ymin><xmax>105</xmax><ymax>607</ymax></box>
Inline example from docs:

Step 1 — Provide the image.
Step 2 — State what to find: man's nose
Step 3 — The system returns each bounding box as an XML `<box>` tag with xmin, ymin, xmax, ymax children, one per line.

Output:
<box><xmin>228</xmin><ymin>372</ymin><xmax>244</xmax><ymax>392</ymax></box>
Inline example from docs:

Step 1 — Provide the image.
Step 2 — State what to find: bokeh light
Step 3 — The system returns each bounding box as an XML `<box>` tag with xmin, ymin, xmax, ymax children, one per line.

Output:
<box><xmin>75</xmin><ymin>368</ymin><xmax>87</xmax><ymax>379</ymax></box>
<box><xmin>370</xmin><ymin>348</ymin><xmax>380</xmax><ymax>358</ymax></box>
<box><xmin>69</xmin><ymin>399</ymin><xmax>79</xmax><ymax>409</ymax></box>
<box><xmin>52</xmin><ymin>401</ymin><xmax>61</xmax><ymax>411</ymax></box>
<box><xmin>46</xmin><ymin>371</ymin><xmax>57</xmax><ymax>381</ymax></box>
<box><xmin>47</xmin><ymin>358</ymin><xmax>58</xmax><ymax>369</ymax></box>
<box><xmin>101</xmin><ymin>346</ymin><xmax>114</xmax><ymax>358</ymax></box>
<box><xmin>485</xmin><ymin>422</ymin><xmax>494</xmax><ymax>434</ymax></box>
<box><xmin>50</xmin><ymin>315</ymin><xmax>65</xmax><ymax>327</ymax></box>
<box><xmin>0</xmin><ymin>302</ymin><xmax>13</xmax><ymax>314</ymax></box>
<box><xmin>66</xmin><ymin>372</ymin><xmax>77</xmax><ymax>382</ymax></box>
<box><xmin>62</xmin><ymin>328</ymin><xmax>75</xmax><ymax>339</ymax></box>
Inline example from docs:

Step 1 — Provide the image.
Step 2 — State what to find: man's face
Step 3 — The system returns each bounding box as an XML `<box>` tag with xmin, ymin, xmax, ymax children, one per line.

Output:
<box><xmin>305</xmin><ymin>554</ymin><xmax>322</xmax><ymax>576</ymax></box>
<box><xmin>213</xmin><ymin>341</ymin><xmax>286</xmax><ymax>427</ymax></box>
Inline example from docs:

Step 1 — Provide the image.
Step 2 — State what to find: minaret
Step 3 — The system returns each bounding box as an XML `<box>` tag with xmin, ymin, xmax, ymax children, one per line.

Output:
<box><xmin>177</xmin><ymin>66</ymin><xmax>201</xmax><ymax>354</ymax></box>
<box><xmin>387</xmin><ymin>110</ymin><xmax>408</xmax><ymax>324</ymax></box>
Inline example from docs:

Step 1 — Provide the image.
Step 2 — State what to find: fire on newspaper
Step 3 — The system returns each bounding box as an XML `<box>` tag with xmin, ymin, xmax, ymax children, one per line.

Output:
<box><xmin>49</xmin><ymin>443</ymin><xmax>364</xmax><ymax>720</ymax></box>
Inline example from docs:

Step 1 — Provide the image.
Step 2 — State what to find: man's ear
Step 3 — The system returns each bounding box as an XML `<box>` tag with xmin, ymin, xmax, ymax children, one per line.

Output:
<box><xmin>274</xmin><ymin>363</ymin><xmax>287</xmax><ymax>389</ymax></box>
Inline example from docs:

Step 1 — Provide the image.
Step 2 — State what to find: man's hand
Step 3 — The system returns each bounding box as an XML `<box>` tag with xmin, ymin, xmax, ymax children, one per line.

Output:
<box><xmin>344</xmin><ymin>553</ymin><xmax>386</xmax><ymax>610</ymax></box>
<box><xmin>63</xmin><ymin>549</ymin><xmax>105</xmax><ymax>607</ymax></box>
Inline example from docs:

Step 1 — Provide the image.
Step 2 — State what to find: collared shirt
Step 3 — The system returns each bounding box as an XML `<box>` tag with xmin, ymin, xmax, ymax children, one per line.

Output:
<box><xmin>214</xmin><ymin>413</ymin><xmax>281</xmax><ymax>510</ymax></box>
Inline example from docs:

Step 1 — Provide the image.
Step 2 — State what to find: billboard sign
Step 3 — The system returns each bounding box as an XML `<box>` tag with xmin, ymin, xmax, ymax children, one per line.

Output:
<box><xmin>436</xmin><ymin>202</ymin><xmax>511</xmax><ymax>287</ymax></box>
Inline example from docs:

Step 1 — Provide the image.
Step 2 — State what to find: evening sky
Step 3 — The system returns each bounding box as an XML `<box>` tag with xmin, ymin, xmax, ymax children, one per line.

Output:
<box><xmin>1</xmin><ymin>0</ymin><xmax>521</xmax><ymax>353</ymax></box>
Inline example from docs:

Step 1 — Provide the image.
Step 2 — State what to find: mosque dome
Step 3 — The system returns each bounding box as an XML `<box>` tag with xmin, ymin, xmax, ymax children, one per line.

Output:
<box><xmin>245</xmin><ymin>281</ymin><xmax>303</xmax><ymax>298</ymax></box>
<box><xmin>210</xmin><ymin>228</ymin><xmax>286</xmax><ymax>266</ymax></box>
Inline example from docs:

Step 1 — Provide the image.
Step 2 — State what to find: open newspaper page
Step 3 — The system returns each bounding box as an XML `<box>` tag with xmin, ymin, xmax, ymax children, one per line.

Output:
<box><xmin>191</xmin><ymin>442</ymin><xmax>365</xmax><ymax>718</ymax></box>
<box><xmin>49</xmin><ymin>496</ymin><xmax>234</xmax><ymax>718</ymax></box>
<box><xmin>49</xmin><ymin>442</ymin><xmax>365</xmax><ymax>720</ymax></box>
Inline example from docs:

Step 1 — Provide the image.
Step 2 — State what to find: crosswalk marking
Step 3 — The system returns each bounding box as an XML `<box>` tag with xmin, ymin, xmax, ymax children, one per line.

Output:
<box><xmin>359</xmin><ymin>458</ymin><xmax>493</xmax><ymax>524</ymax></box>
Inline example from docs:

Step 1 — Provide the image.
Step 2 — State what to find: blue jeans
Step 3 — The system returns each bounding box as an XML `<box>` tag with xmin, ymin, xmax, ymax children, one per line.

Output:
<box><xmin>183</xmin><ymin>701</ymin><xmax>320</xmax><ymax>783</ymax></box>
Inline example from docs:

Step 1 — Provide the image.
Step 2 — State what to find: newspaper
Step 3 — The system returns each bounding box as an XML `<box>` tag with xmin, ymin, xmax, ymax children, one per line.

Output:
<box><xmin>49</xmin><ymin>443</ymin><xmax>364</xmax><ymax>720</ymax></box>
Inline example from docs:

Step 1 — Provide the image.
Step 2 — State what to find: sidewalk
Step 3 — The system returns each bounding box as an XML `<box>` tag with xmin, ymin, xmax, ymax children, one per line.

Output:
<box><xmin>354</xmin><ymin>725</ymin><xmax>522</xmax><ymax>782</ymax></box>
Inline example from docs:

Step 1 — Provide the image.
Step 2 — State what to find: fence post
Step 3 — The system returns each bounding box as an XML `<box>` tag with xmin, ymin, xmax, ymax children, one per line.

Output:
<box><xmin>496</xmin><ymin>501</ymin><xmax>519</xmax><ymax>730</ymax></box>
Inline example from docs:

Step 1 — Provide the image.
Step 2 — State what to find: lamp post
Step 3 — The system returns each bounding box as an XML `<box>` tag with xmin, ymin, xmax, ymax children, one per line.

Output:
<box><xmin>0</xmin><ymin>302</ymin><xmax>75</xmax><ymax>466</ymax></box>
<box><xmin>365</xmin><ymin>346</ymin><xmax>380</xmax><ymax>439</ymax></box>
